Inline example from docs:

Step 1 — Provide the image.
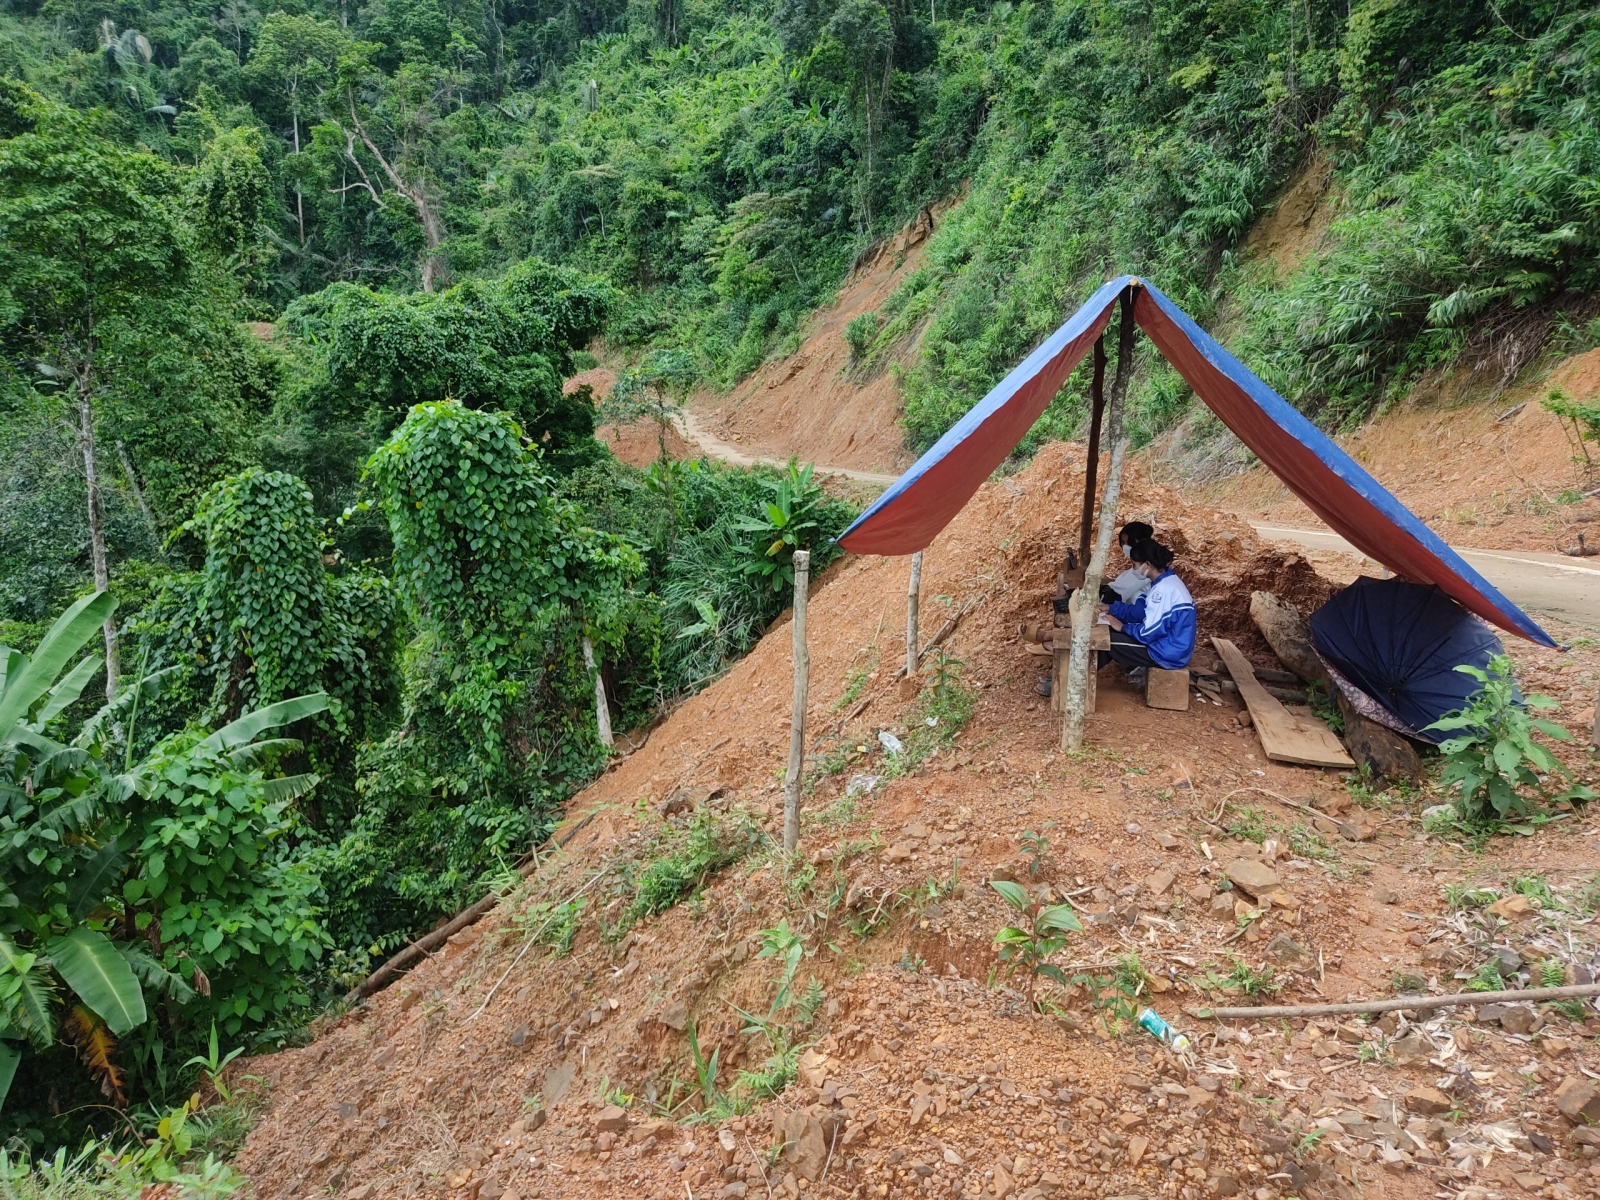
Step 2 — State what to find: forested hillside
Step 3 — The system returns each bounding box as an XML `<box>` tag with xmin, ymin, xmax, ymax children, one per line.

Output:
<box><xmin>1</xmin><ymin>0</ymin><xmax>1598</xmax><ymax>1174</ymax></box>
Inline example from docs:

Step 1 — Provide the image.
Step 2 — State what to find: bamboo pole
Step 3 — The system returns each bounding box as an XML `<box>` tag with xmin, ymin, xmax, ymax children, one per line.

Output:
<box><xmin>581</xmin><ymin>637</ymin><xmax>613</xmax><ymax>747</ymax></box>
<box><xmin>1197</xmin><ymin>983</ymin><xmax>1600</xmax><ymax>1022</ymax></box>
<box><xmin>784</xmin><ymin>549</ymin><xmax>811</xmax><ymax>855</ymax></box>
<box><xmin>906</xmin><ymin>550</ymin><xmax>923</xmax><ymax>678</ymax></box>
<box><xmin>1077</xmin><ymin>338</ymin><xmax>1107</xmax><ymax>572</ymax></box>
<box><xmin>1063</xmin><ymin>290</ymin><xmax>1137</xmax><ymax>752</ymax></box>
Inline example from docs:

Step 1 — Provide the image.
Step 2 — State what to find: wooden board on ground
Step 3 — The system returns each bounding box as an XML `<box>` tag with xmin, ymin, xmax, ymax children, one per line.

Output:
<box><xmin>1212</xmin><ymin>637</ymin><xmax>1353</xmax><ymax>768</ymax></box>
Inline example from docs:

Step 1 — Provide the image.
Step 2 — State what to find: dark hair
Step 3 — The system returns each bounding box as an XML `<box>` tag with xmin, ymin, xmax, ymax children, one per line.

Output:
<box><xmin>1118</xmin><ymin>521</ymin><xmax>1154</xmax><ymax>547</ymax></box>
<box><xmin>1129</xmin><ymin>538</ymin><xmax>1175</xmax><ymax>571</ymax></box>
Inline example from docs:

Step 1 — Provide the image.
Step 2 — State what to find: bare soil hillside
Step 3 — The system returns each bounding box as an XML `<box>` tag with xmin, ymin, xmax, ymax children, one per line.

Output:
<box><xmin>237</xmin><ymin>444</ymin><xmax>1600</xmax><ymax>1200</ymax></box>
<box><xmin>686</xmin><ymin>203</ymin><xmax>960</xmax><ymax>477</ymax></box>
<box><xmin>1183</xmin><ymin>349</ymin><xmax>1600</xmax><ymax>553</ymax></box>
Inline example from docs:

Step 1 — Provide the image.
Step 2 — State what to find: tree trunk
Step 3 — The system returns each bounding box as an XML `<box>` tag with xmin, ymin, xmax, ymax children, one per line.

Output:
<box><xmin>292</xmin><ymin>111</ymin><xmax>305</xmax><ymax>246</ymax></box>
<box><xmin>1063</xmin><ymin>290</ymin><xmax>1136</xmax><ymax>752</ymax></box>
<box><xmin>1076</xmin><ymin>337</ymin><xmax>1107</xmax><ymax>573</ymax></box>
<box><xmin>115</xmin><ymin>440</ymin><xmax>159</xmax><ymax>550</ymax></box>
<box><xmin>75</xmin><ymin>376</ymin><xmax>119</xmax><ymax>702</ymax></box>
<box><xmin>582</xmin><ymin>637</ymin><xmax>613</xmax><ymax>748</ymax></box>
<box><xmin>783</xmin><ymin>550</ymin><xmax>811</xmax><ymax>855</ymax></box>
<box><xmin>905</xmin><ymin>550</ymin><xmax>922</xmax><ymax>678</ymax></box>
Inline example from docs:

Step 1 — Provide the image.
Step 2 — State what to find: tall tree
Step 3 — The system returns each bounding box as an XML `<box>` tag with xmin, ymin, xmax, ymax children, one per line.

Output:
<box><xmin>0</xmin><ymin>83</ymin><xmax>190</xmax><ymax>701</ymax></box>
<box><xmin>244</xmin><ymin>14</ymin><xmax>348</xmax><ymax>247</ymax></box>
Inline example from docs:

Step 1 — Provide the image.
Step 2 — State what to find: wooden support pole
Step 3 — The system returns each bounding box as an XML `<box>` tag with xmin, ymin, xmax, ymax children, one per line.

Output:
<box><xmin>1077</xmin><ymin>338</ymin><xmax>1107</xmax><ymax>572</ymax></box>
<box><xmin>784</xmin><ymin>549</ymin><xmax>811</xmax><ymax>855</ymax></box>
<box><xmin>581</xmin><ymin>637</ymin><xmax>613</xmax><ymax>748</ymax></box>
<box><xmin>906</xmin><ymin>550</ymin><xmax>923</xmax><ymax>678</ymax></box>
<box><xmin>1064</xmin><ymin>291</ymin><xmax>1137</xmax><ymax>752</ymax></box>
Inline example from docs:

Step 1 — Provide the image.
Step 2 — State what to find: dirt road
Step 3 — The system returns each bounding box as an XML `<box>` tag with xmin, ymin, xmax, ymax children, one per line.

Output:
<box><xmin>676</xmin><ymin>408</ymin><xmax>900</xmax><ymax>485</ymax></box>
<box><xmin>1252</xmin><ymin>522</ymin><xmax>1600</xmax><ymax>634</ymax></box>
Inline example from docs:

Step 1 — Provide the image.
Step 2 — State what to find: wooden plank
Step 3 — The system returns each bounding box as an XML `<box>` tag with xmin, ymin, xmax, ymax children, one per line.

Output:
<box><xmin>1211</xmin><ymin>637</ymin><xmax>1353</xmax><ymax>768</ymax></box>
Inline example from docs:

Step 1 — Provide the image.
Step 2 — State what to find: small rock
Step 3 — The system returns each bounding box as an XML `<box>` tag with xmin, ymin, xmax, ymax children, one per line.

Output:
<box><xmin>656</xmin><ymin>998</ymin><xmax>689</xmax><ymax>1031</ymax></box>
<box><xmin>1210</xmin><ymin>892</ymin><xmax>1237</xmax><ymax>916</ymax></box>
<box><xmin>595</xmin><ymin>1105</ymin><xmax>631</xmax><ymax>1133</ymax></box>
<box><xmin>1127</xmin><ymin>1135</ymin><xmax>1149</xmax><ymax>1165</ymax></box>
<box><xmin>942</xmin><ymin>1145</ymin><xmax>964</xmax><ymax>1165</ymax></box>
<box><xmin>721</xmin><ymin>1185</ymin><xmax>748</xmax><ymax>1198</ymax></box>
<box><xmin>1334</xmin><ymin>814</ymin><xmax>1379</xmax><ymax>841</ymax></box>
<box><xmin>344</xmin><ymin>1187</ymin><xmax>375</xmax><ymax>1200</ymax></box>
<box><xmin>1154</xmin><ymin>832</ymin><xmax>1179</xmax><ymax>850</ymax></box>
<box><xmin>1264</xmin><ymin>934</ymin><xmax>1314</xmax><ymax>967</ymax></box>
<box><xmin>991</xmin><ymin>1162</ymin><xmax>1016</xmax><ymax>1199</ymax></box>
<box><xmin>1143</xmin><ymin>870</ymin><xmax>1176</xmax><ymax>897</ymax></box>
<box><xmin>1211</xmin><ymin>1172</ymin><xmax>1240</xmax><ymax>1196</ymax></box>
<box><xmin>1390</xmin><ymin>1034</ymin><xmax>1428</xmax><ymax>1065</ymax></box>
<box><xmin>1486</xmin><ymin>894</ymin><xmax>1537</xmax><ymax>921</ymax></box>
<box><xmin>1513</xmin><ymin>1172</ymin><xmax>1546</xmax><ymax>1190</ymax></box>
<box><xmin>1188</xmin><ymin>883</ymin><xmax>1212</xmax><ymax>903</ymax></box>
<box><xmin>1223</xmin><ymin>860</ymin><xmax>1280</xmax><ymax>898</ymax></box>
<box><xmin>1371</xmin><ymin>888</ymin><xmax>1399</xmax><ymax>905</ymax></box>
<box><xmin>1499</xmin><ymin>1005</ymin><xmax>1537</xmax><ymax>1036</ymax></box>
<box><xmin>508</xmin><ymin>1023</ymin><xmax>529</xmax><ymax>1047</ymax></box>
<box><xmin>885</xmin><ymin>841</ymin><xmax>915</xmax><ymax>863</ymax></box>
<box><xmin>1542</xmin><ymin>1037</ymin><xmax>1573</xmax><ymax>1058</ymax></box>
<box><xmin>1404</xmin><ymin>1087</ymin><xmax>1454</xmax><ymax>1116</ymax></box>
<box><xmin>1126</xmin><ymin>822</ymin><xmax>1142</xmax><ymax>835</ymax></box>
<box><xmin>1555</xmin><ymin>1077</ymin><xmax>1600</xmax><ymax>1125</ymax></box>
<box><xmin>1570</xmin><ymin>1126</ymin><xmax>1600</xmax><ymax>1147</ymax></box>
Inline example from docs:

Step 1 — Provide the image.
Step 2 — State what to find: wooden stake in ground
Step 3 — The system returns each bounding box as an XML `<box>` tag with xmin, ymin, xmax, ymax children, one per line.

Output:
<box><xmin>784</xmin><ymin>549</ymin><xmax>811</xmax><ymax>854</ymax></box>
<box><xmin>1076</xmin><ymin>338</ymin><xmax>1107</xmax><ymax>572</ymax></box>
<box><xmin>1063</xmin><ymin>290</ymin><xmax>1136</xmax><ymax>752</ymax></box>
<box><xmin>906</xmin><ymin>550</ymin><xmax>923</xmax><ymax>678</ymax></box>
<box><xmin>581</xmin><ymin>636</ymin><xmax>613</xmax><ymax>748</ymax></box>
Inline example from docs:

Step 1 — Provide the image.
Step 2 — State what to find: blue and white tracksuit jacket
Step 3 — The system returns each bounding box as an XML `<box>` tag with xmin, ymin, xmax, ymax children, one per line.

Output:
<box><xmin>1107</xmin><ymin>570</ymin><xmax>1196</xmax><ymax>670</ymax></box>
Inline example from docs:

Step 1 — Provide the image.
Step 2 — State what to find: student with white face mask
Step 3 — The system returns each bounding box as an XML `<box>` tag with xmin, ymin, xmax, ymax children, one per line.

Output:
<box><xmin>1095</xmin><ymin>538</ymin><xmax>1196</xmax><ymax>685</ymax></box>
<box><xmin>1101</xmin><ymin>521</ymin><xmax>1155</xmax><ymax>606</ymax></box>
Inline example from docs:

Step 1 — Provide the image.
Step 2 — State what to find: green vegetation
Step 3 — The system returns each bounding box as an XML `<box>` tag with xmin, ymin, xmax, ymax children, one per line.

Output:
<box><xmin>990</xmin><ymin>879</ymin><xmax>1083</xmax><ymax>1008</ymax></box>
<box><xmin>1426</xmin><ymin>656</ymin><xmax>1594</xmax><ymax>829</ymax></box>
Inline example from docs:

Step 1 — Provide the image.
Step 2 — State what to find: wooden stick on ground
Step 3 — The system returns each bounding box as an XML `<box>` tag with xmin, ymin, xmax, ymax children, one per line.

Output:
<box><xmin>1196</xmin><ymin>983</ymin><xmax>1600</xmax><ymax>1021</ymax></box>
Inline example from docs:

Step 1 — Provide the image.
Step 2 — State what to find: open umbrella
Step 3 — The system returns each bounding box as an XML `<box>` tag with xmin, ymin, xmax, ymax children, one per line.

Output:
<box><xmin>1308</xmin><ymin>577</ymin><xmax>1506</xmax><ymax>741</ymax></box>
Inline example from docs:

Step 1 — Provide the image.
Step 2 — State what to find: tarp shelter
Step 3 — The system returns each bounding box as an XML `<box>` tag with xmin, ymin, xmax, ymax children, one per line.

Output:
<box><xmin>838</xmin><ymin>275</ymin><xmax>1556</xmax><ymax>648</ymax></box>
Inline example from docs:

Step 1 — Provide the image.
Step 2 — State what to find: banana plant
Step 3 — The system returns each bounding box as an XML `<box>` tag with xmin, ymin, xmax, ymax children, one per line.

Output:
<box><xmin>0</xmin><ymin>591</ymin><xmax>330</xmax><ymax>1111</ymax></box>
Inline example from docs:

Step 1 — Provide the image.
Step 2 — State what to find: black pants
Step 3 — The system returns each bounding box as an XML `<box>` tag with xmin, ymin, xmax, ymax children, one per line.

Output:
<box><xmin>1099</xmin><ymin>626</ymin><xmax>1156</xmax><ymax>673</ymax></box>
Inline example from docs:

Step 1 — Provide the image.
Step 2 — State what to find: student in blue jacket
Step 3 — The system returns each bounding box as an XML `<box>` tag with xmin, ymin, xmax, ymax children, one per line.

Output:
<box><xmin>1095</xmin><ymin>539</ymin><xmax>1196</xmax><ymax>684</ymax></box>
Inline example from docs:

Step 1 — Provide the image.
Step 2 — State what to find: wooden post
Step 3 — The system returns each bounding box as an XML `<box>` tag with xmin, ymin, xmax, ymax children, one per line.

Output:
<box><xmin>1592</xmin><ymin>684</ymin><xmax>1599</xmax><ymax>749</ymax></box>
<box><xmin>906</xmin><ymin>550</ymin><xmax>923</xmax><ymax>678</ymax></box>
<box><xmin>1077</xmin><ymin>338</ymin><xmax>1107</xmax><ymax>572</ymax></box>
<box><xmin>582</xmin><ymin>637</ymin><xmax>613</xmax><ymax>747</ymax></box>
<box><xmin>784</xmin><ymin>549</ymin><xmax>811</xmax><ymax>855</ymax></box>
<box><xmin>1064</xmin><ymin>290</ymin><xmax>1137</xmax><ymax>752</ymax></box>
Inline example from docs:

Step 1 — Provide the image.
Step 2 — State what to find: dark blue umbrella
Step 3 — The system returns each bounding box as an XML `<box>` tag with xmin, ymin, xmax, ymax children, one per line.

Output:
<box><xmin>1309</xmin><ymin>577</ymin><xmax>1506</xmax><ymax>741</ymax></box>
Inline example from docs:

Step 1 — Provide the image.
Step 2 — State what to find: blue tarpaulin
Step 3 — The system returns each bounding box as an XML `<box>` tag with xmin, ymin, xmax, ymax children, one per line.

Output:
<box><xmin>837</xmin><ymin>276</ymin><xmax>1556</xmax><ymax>647</ymax></box>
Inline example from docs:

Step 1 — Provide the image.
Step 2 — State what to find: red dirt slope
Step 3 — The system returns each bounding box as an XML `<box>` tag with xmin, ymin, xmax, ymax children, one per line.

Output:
<box><xmin>236</xmin><ymin>444</ymin><xmax>1600</xmax><ymax>1200</ymax></box>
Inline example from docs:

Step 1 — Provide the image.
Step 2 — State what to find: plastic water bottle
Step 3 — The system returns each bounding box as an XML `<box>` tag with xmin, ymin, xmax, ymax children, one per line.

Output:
<box><xmin>1137</xmin><ymin>1007</ymin><xmax>1191</xmax><ymax>1054</ymax></box>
